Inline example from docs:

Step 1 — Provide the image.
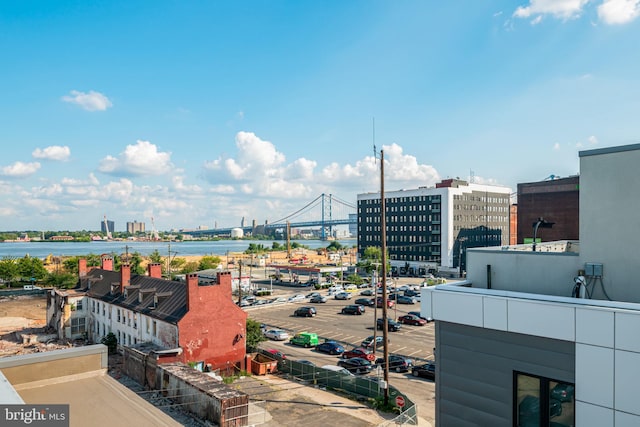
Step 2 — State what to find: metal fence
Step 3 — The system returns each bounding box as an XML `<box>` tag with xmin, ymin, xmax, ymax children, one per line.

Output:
<box><xmin>273</xmin><ymin>356</ymin><xmax>418</xmax><ymax>425</ymax></box>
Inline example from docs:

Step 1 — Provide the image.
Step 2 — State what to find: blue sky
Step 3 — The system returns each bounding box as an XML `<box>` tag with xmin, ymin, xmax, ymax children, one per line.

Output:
<box><xmin>1</xmin><ymin>0</ymin><xmax>639</xmax><ymax>232</ymax></box>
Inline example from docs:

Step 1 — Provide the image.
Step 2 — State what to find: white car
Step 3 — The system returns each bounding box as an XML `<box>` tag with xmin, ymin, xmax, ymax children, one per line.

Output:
<box><xmin>334</xmin><ymin>292</ymin><xmax>352</xmax><ymax>300</ymax></box>
<box><xmin>288</xmin><ymin>294</ymin><xmax>306</xmax><ymax>302</ymax></box>
<box><xmin>264</xmin><ymin>329</ymin><xmax>290</xmax><ymax>341</ymax></box>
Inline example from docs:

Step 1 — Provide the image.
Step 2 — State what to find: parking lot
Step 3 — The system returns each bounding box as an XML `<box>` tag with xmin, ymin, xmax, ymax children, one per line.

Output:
<box><xmin>244</xmin><ymin>279</ymin><xmax>436</xmax><ymax>424</ymax></box>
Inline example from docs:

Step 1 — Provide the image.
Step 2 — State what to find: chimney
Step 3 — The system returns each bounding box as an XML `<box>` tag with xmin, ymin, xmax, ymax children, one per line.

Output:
<box><xmin>186</xmin><ymin>273</ymin><xmax>198</xmax><ymax>312</ymax></box>
<box><xmin>102</xmin><ymin>256</ymin><xmax>114</xmax><ymax>271</ymax></box>
<box><xmin>119</xmin><ymin>264</ymin><xmax>131</xmax><ymax>294</ymax></box>
<box><xmin>78</xmin><ymin>259</ymin><xmax>87</xmax><ymax>278</ymax></box>
<box><xmin>147</xmin><ymin>263</ymin><xmax>162</xmax><ymax>279</ymax></box>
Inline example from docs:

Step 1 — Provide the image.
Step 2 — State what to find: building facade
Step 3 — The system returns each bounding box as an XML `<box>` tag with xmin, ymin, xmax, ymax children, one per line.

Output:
<box><xmin>357</xmin><ymin>179</ymin><xmax>511</xmax><ymax>275</ymax></box>
<box><xmin>126</xmin><ymin>220</ymin><xmax>146</xmax><ymax>234</ymax></box>
<box><xmin>423</xmin><ymin>143</ymin><xmax>640</xmax><ymax>426</ymax></box>
<box><xmin>101</xmin><ymin>219</ymin><xmax>115</xmax><ymax>234</ymax></box>
<box><xmin>517</xmin><ymin>175</ymin><xmax>580</xmax><ymax>244</ymax></box>
<box><xmin>47</xmin><ymin>257</ymin><xmax>247</xmax><ymax>373</ymax></box>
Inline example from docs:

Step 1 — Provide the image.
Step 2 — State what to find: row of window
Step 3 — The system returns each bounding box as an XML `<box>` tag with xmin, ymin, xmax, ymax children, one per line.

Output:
<box><xmin>453</xmin><ymin>194</ymin><xmax>508</xmax><ymax>204</ymax></box>
<box><xmin>453</xmin><ymin>204</ymin><xmax>508</xmax><ymax>213</ymax></box>
<box><xmin>359</xmin><ymin>204</ymin><xmax>442</xmax><ymax>214</ymax></box>
<box><xmin>360</xmin><ymin>195</ymin><xmax>441</xmax><ymax>204</ymax></box>
<box><xmin>452</xmin><ymin>214</ymin><xmax>508</xmax><ymax>223</ymax></box>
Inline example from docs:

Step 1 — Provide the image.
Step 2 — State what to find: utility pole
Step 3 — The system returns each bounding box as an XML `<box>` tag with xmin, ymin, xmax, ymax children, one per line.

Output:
<box><xmin>380</xmin><ymin>149</ymin><xmax>390</xmax><ymax>406</ymax></box>
<box><xmin>238</xmin><ymin>260</ymin><xmax>243</xmax><ymax>306</ymax></box>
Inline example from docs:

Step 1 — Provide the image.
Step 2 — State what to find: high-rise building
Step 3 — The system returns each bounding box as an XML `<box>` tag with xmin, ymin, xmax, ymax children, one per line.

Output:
<box><xmin>126</xmin><ymin>221</ymin><xmax>145</xmax><ymax>234</ymax></box>
<box><xmin>357</xmin><ymin>179</ymin><xmax>512</xmax><ymax>276</ymax></box>
<box><xmin>101</xmin><ymin>219</ymin><xmax>115</xmax><ymax>234</ymax></box>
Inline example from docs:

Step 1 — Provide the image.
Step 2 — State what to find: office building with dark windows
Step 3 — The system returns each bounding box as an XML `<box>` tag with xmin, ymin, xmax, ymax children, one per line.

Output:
<box><xmin>357</xmin><ymin>179</ymin><xmax>512</xmax><ymax>276</ymax></box>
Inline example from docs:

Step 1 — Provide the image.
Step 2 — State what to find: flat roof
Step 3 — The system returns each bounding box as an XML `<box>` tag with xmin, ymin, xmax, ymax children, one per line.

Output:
<box><xmin>16</xmin><ymin>372</ymin><xmax>182</xmax><ymax>427</ymax></box>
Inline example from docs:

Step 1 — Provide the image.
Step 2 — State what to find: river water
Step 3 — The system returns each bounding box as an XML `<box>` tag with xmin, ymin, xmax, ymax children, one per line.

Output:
<box><xmin>0</xmin><ymin>239</ymin><xmax>355</xmax><ymax>259</ymax></box>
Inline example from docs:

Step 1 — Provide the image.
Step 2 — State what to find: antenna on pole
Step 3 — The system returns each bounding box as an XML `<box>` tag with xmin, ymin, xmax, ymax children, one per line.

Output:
<box><xmin>372</xmin><ymin>117</ymin><xmax>377</xmax><ymax>162</ymax></box>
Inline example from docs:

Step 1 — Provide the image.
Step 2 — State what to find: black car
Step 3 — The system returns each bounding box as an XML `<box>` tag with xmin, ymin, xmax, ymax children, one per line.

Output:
<box><xmin>309</xmin><ymin>295</ymin><xmax>328</xmax><ymax>303</ymax></box>
<box><xmin>376</xmin><ymin>318</ymin><xmax>402</xmax><ymax>332</ymax></box>
<box><xmin>316</xmin><ymin>340</ymin><xmax>345</xmax><ymax>355</ymax></box>
<box><xmin>354</xmin><ymin>297</ymin><xmax>375</xmax><ymax>307</ymax></box>
<box><xmin>411</xmin><ymin>361</ymin><xmax>435</xmax><ymax>380</ymax></box>
<box><xmin>341</xmin><ymin>304</ymin><xmax>365</xmax><ymax>315</ymax></box>
<box><xmin>337</xmin><ymin>357</ymin><xmax>374</xmax><ymax>375</ymax></box>
<box><xmin>294</xmin><ymin>306</ymin><xmax>317</xmax><ymax>317</ymax></box>
<box><xmin>518</xmin><ymin>395</ymin><xmax>562</xmax><ymax>425</ymax></box>
<box><xmin>375</xmin><ymin>355</ymin><xmax>413</xmax><ymax>373</ymax></box>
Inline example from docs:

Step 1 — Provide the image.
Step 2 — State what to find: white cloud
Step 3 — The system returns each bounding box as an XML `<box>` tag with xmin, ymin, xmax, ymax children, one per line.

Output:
<box><xmin>514</xmin><ymin>0</ymin><xmax>589</xmax><ymax>20</ymax></box>
<box><xmin>61</xmin><ymin>90</ymin><xmax>113</xmax><ymax>111</ymax></box>
<box><xmin>531</xmin><ymin>15</ymin><xmax>543</xmax><ymax>24</ymax></box>
<box><xmin>32</xmin><ymin>145</ymin><xmax>71</xmax><ymax>161</ymax></box>
<box><xmin>598</xmin><ymin>0</ymin><xmax>640</xmax><ymax>24</ymax></box>
<box><xmin>553</xmin><ymin>143</ymin><xmax>561</xmax><ymax>150</ymax></box>
<box><xmin>98</xmin><ymin>140</ymin><xmax>173</xmax><ymax>176</ymax></box>
<box><xmin>588</xmin><ymin>135</ymin><xmax>599</xmax><ymax>145</ymax></box>
<box><xmin>1</xmin><ymin>161</ymin><xmax>41</xmax><ymax>178</ymax></box>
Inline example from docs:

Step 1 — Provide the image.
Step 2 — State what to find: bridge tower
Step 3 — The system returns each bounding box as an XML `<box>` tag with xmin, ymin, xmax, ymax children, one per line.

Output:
<box><xmin>321</xmin><ymin>193</ymin><xmax>333</xmax><ymax>240</ymax></box>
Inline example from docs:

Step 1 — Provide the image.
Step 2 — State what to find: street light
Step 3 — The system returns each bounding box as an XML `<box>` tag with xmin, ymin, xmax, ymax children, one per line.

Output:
<box><xmin>532</xmin><ymin>218</ymin><xmax>554</xmax><ymax>252</ymax></box>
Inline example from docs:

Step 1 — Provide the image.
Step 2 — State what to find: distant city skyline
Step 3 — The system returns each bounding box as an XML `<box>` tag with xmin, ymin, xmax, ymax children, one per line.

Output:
<box><xmin>1</xmin><ymin>1</ymin><xmax>639</xmax><ymax>231</ymax></box>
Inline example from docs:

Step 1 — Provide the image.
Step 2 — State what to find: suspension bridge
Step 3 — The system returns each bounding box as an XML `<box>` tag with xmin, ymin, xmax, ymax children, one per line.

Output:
<box><xmin>183</xmin><ymin>194</ymin><xmax>357</xmax><ymax>240</ymax></box>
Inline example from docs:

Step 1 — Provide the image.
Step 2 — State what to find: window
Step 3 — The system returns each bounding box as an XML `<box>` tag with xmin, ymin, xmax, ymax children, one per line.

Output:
<box><xmin>76</xmin><ymin>299</ymin><xmax>83</xmax><ymax>311</ymax></box>
<box><xmin>514</xmin><ymin>372</ymin><xmax>574</xmax><ymax>427</ymax></box>
<box><xmin>71</xmin><ymin>317</ymin><xmax>86</xmax><ymax>335</ymax></box>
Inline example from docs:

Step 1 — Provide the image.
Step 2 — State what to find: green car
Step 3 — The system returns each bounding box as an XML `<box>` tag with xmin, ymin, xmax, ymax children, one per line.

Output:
<box><xmin>290</xmin><ymin>332</ymin><xmax>319</xmax><ymax>348</ymax></box>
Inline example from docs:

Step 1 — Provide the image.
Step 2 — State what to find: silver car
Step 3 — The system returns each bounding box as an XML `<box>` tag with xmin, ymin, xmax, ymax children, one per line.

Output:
<box><xmin>264</xmin><ymin>329</ymin><xmax>290</xmax><ymax>341</ymax></box>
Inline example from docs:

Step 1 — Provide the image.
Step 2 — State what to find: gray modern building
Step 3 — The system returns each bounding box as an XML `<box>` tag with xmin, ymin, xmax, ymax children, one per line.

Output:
<box><xmin>357</xmin><ymin>179</ymin><xmax>512</xmax><ymax>276</ymax></box>
<box><xmin>126</xmin><ymin>220</ymin><xmax>146</xmax><ymax>234</ymax></box>
<box><xmin>422</xmin><ymin>143</ymin><xmax>640</xmax><ymax>426</ymax></box>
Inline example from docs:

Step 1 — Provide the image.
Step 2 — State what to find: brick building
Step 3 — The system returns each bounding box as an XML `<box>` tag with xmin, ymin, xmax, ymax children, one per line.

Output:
<box><xmin>517</xmin><ymin>176</ymin><xmax>580</xmax><ymax>244</ymax></box>
<box><xmin>47</xmin><ymin>256</ymin><xmax>247</xmax><ymax>373</ymax></box>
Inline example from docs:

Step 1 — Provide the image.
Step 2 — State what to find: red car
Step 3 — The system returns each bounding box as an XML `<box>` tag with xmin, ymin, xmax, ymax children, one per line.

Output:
<box><xmin>265</xmin><ymin>349</ymin><xmax>287</xmax><ymax>359</ymax></box>
<box><xmin>398</xmin><ymin>314</ymin><xmax>428</xmax><ymax>326</ymax></box>
<box><xmin>376</xmin><ymin>297</ymin><xmax>395</xmax><ymax>308</ymax></box>
<box><xmin>341</xmin><ymin>347</ymin><xmax>375</xmax><ymax>361</ymax></box>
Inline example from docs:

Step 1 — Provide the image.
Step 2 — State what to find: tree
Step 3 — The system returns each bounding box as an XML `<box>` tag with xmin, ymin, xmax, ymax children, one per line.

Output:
<box><xmin>246</xmin><ymin>318</ymin><xmax>266</xmax><ymax>352</ymax></box>
<box><xmin>198</xmin><ymin>255</ymin><xmax>221</xmax><ymax>270</ymax></box>
<box><xmin>0</xmin><ymin>258</ymin><xmax>19</xmax><ymax>286</ymax></box>
<box><xmin>148</xmin><ymin>250</ymin><xmax>163</xmax><ymax>264</ymax></box>
<box><xmin>44</xmin><ymin>272</ymin><xmax>78</xmax><ymax>289</ymax></box>
<box><xmin>326</xmin><ymin>241</ymin><xmax>344</xmax><ymax>252</ymax></box>
<box><xmin>180</xmin><ymin>261</ymin><xmax>199</xmax><ymax>274</ymax></box>
<box><xmin>101</xmin><ymin>332</ymin><xmax>118</xmax><ymax>354</ymax></box>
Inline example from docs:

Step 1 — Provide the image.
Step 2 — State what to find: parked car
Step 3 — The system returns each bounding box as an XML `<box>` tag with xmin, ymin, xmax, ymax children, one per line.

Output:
<box><xmin>337</xmin><ymin>357</ymin><xmax>374</xmax><ymax>375</ymax></box>
<box><xmin>518</xmin><ymin>395</ymin><xmax>562</xmax><ymax>424</ymax></box>
<box><xmin>334</xmin><ymin>291</ymin><xmax>352</xmax><ymax>300</ymax></box>
<box><xmin>376</xmin><ymin>297</ymin><xmax>395</xmax><ymax>308</ymax></box>
<box><xmin>411</xmin><ymin>361</ymin><xmax>435</xmax><ymax>379</ymax></box>
<box><xmin>297</xmin><ymin>359</ymin><xmax>315</xmax><ymax>366</ymax></box>
<box><xmin>354</xmin><ymin>297</ymin><xmax>375</xmax><ymax>307</ymax></box>
<box><xmin>263</xmin><ymin>329</ymin><xmax>290</xmax><ymax>341</ymax></box>
<box><xmin>265</xmin><ymin>349</ymin><xmax>287</xmax><ymax>360</ymax></box>
<box><xmin>398</xmin><ymin>314</ymin><xmax>428</xmax><ymax>326</ymax></box>
<box><xmin>550</xmin><ymin>383</ymin><xmax>575</xmax><ymax>402</ymax></box>
<box><xmin>404</xmin><ymin>289</ymin><xmax>420</xmax><ymax>297</ymax></box>
<box><xmin>288</xmin><ymin>294</ymin><xmax>306</xmax><ymax>302</ymax></box>
<box><xmin>294</xmin><ymin>306</ymin><xmax>317</xmax><ymax>317</ymax></box>
<box><xmin>360</xmin><ymin>289</ymin><xmax>375</xmax><ymax>296</ymax></box>
<box><xmin>306</xmin><ymin>291</ymin><xmax>321</xmax><ymax>298</ymax></box>
<box><xmin>309</xmin><ymin>295</ymin><xmax>328</xmax><ymax>303</ymax></box>
<box><xmin>375</xmin><ymin>355</ymin><xmax>413</xmax><ymax>373</ymax></box>
<box><xmin>341</xmin><ymin>304</ymin><xmax>365</xmax><ymax>315</ymax></box>
<box><xmin>321</xmin><ymin>365</ymin><xmax>355</xmax><ymax>376</ymax></box>
<box><xmin>342</xmin><ymin>347</ymin><xmax>375</xmax><ymax>361</ymax></box>
<box><xmin>361</xmin><ymin>335</ymin><xmax>388</xmax><ymax>349</ymax></box>
<box><xmin>290</xmin><ymin>332</ymin><xmax>319</xmax><ymax>348</ymax></box>
<box><xmin>316</xmin><ymin>340</ymin><xmax>345</xmax><ymax>355</ymax></box>
<box><xmin>376</xmin><ymin>318</ymin><xmax>402</xmax><ymax>332</ymax></box>
<box><xmin>396</xmin><ymin>295</ymin><xmax>416</xmax><ymax>304</ymax></box>
<box><xmin>408</xmin><ymin>311</ymin><xmax>432</xmax><ymax>323</ymax></box>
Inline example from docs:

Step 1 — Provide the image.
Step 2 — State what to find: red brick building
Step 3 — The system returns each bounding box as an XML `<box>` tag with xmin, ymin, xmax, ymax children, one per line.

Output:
<box><xmin>68</xmin><ymin>257</ymin><xmax>247</xmax><ymax>373</ymax></box>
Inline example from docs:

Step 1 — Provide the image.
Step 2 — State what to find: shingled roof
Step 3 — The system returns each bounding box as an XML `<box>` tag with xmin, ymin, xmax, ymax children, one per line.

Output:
<box><xmin>82</xmin><ymin>268</ymin><xmax>189</xmax><ymax>324</ymax></box>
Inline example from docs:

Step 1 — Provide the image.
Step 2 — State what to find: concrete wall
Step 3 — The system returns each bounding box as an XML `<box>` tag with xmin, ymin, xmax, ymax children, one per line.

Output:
<box><xmin>466</xmin><ymin>248</ymin><xmax>581</xmax><ymax>296</ymax></box>
<box><xmin>0</xmin><ymin>345</ymin><xmax>107</xmax><ymax>387</ymax></box>
<box><xmin>579</xmin><ymin>144</ymin><xmax>640</xmax><ymax>303</ymax></box>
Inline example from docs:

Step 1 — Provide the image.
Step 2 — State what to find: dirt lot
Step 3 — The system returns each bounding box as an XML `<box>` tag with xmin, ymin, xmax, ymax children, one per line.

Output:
<box><xmin>0</xmin><ymin>294</ymin><xmax>47</xmax><ymax>332</ymax></box>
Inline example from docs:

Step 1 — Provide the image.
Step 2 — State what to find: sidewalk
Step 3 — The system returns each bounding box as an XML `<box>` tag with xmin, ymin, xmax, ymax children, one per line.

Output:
<box><xmin>231</xmin><ymin>374</ymin><xmax>434</xmax><ymax>427</ymax></box>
